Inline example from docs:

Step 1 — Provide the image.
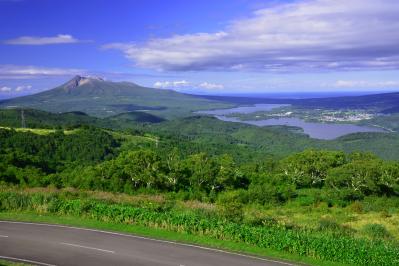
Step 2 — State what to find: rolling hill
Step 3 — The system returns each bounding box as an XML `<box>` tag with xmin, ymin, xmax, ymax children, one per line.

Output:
<box><xmin>0</xmin><ymin>76</ymin><xmax>232</xmax><ymax>119</ymax></box>
<box><xmin>0</xmin><ymin>108</ymin><xmax>164</xmax><ymax>129</ymax></box>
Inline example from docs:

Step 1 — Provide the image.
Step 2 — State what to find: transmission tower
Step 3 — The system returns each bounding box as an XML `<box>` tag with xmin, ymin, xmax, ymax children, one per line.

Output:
<box><xmin>21</xmin><ymin>109</ymin><xmax>26</xmax><ymax>128</ymax></box>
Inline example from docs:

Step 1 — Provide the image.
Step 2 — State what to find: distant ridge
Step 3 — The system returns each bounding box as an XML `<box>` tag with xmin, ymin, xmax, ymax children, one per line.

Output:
<box><xmin>200</xmin><ymin>91</ymin><xmax>399</xmax><ymax>114</ymax></box>
<box><xmin>294</xmin><ymin>91</ymin><xmax>399</xmax><ymax>113</ymax></box>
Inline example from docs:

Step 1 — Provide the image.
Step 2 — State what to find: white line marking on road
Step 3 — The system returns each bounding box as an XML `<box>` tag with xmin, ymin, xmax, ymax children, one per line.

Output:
<box><xmin>60</xmin><ymin>242</ymin><xmax>115</xmax><ymax>254</ymax></box>
<box><xmin>0</xmin><ymin>255</ymin><xmax>57</xmax><ymax>266</ymax></box>
<box><xmin>0</xmin><ymin>220</ymin><xmax>295</xmax><ymax>265</ymax></box>
<box><xmin>0</xmin><ymin>235</ymin><xmax>8</xmax><ymax>238</ymax></box>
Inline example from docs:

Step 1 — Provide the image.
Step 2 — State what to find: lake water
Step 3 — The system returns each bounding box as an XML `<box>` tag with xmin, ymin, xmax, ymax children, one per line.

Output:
<box><xmin>197</xmin><ymin>104</ymin><xmax>386</xmax><ymax>140</ymax></box>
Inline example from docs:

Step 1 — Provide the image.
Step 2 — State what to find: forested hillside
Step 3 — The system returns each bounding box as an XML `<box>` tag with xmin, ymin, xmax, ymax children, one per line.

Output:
<box><xmin>149</xmin><ymin>116</ymin><xmax>399</xmax><ymax>160</ymax></box>
<box><xmin>0</xmin><ymin>108</ymin><xmax>164</xmax><ymax>129</ymax></box>
<box><xmin>2</xmin><ymin>124</ymin><xmax>398</xmax><ymax>200</ymax></box>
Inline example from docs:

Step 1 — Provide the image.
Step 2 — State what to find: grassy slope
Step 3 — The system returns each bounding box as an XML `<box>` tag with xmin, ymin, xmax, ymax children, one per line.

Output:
<box><xmin>0</xmin><ymin>126</ymin><xmax>79</xmax><ymax>135</ymax></box>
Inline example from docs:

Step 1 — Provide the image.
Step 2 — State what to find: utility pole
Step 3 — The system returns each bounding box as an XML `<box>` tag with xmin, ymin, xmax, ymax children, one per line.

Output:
<box><xmin>21</xmin><ymin>109</ymin><xmax>26</xmax><ymax>128</ymax></box>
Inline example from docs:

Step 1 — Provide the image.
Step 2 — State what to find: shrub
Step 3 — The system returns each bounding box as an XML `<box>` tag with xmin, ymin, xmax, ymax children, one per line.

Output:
<box><xmin>363</xmin><ymin>224</ymin><xmax>391</xmax><ymax>239</ymax></box>
<box><xmin>349</xmin><ymin>201</ymin><xmax>363</xmax><ymax>214</ymax></box>
<box><xmin>217</xmin><ymin>190</ymin><xmax>244</xmax><ymax>222</ymax></box>
<box><xmin>380</xmin><ymin>210</ymin><xmax>392</xmax><ymax>218</ymax></box>
<box><xmin>318</xmin><ymin>217</ymin><xmax>340</xmax><ymax>231</ymax></box>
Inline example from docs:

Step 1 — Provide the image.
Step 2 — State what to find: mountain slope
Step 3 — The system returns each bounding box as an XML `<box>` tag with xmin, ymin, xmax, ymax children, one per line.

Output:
<box><xmin>0</xmin><ymin>76</ymin><xmax>232</xmax><ymax>118</ymax></box>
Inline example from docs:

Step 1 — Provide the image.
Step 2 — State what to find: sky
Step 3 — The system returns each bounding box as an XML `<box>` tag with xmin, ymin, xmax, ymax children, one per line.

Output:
<box><xmin>1</xmin><ymin>0</ymin><xmax>399</xmax><ymax>98</ymax></box>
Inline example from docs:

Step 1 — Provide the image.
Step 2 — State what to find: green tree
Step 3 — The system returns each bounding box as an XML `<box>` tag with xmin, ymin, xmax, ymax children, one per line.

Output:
<box><xmin>280</xmin><ymin>150</ymin><xmax>346</xmax><ymax>188</ymax></box>
<box><xmin>121</xmin><ymin>150</ymin><xmax>163</xmax><ymax>189</ymax></box>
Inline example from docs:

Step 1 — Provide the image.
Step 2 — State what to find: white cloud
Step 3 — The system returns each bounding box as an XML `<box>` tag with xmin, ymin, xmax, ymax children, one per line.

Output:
<box><xmin>0</xmin><ymin>85</ymin><xmax>32</xmax><ymax>93</ymax></box>
<box><xmin>15</xmin><ymin>85</ymin><xmax>32</xmax><ymax>92</ymax></box>
<box><xmin>198</xmin><ymin>82</ymin><xmax>224</xmax><ymax>90</ymax></box>
<box><xmin>4</xmin><ymin>34</ymin><xmax>81</xmax><ymax>45</ymax></box>
<box><xmin>153</xmin><ymin>80</ymin><xmax>224</xmax><ymax>91</ymax></box>
<box><xmin>334</xmin><ymin>80</ymin><xmax>399</xmax><ymax>88</ymax></box>
<box><xmin>104</xmin><ymin>0</ymin><xmax>399</xmax><ymax>72</ymax></box>
<box><xmin>0</xmin><ymin>86</ymin><xmax>12</xmax><ymax>92</ymax></box>
<box><xmin>153</xmin><ymin>80</ymin><xmax>190</xmax><ymax>88</ymax></box>
<box><xmin>0</xmin><ymin>65</ymin><xmax>85</xmax><ymax>79</ymax></box>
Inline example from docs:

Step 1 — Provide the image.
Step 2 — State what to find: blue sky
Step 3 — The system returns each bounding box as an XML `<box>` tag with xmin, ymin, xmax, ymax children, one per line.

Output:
<box><xmin>1</xmin><ymin>0</ymin><xmax>399</xmax><ymax>98</ymax></box>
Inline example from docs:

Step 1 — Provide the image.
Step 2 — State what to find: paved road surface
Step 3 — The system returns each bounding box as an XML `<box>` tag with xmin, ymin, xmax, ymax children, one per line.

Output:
<box><xmin>0</xmin><ymin>221</ymin><xmax>295</xmax><ymax>266</ymax></box>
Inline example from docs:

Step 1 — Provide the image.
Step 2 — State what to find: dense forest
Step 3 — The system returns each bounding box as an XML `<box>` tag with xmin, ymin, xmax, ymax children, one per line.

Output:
<box><xmin>1</xmin><ymin>123</ymin><xmax>399</xmax><ymax>204</ymax></box>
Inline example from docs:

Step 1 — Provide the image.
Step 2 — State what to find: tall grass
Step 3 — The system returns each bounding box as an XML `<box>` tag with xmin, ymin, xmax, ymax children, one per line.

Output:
<box><xmin>1</xmin><ymin>190</ymin><xmax>398</xmax><ymax>265</ymax></box>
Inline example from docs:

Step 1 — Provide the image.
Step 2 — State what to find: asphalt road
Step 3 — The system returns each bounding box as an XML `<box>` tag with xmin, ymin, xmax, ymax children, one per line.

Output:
<box><xmin>0</xmin><ymin>221</ymin><xmax>295</xmax><ymax>266</ymax></box>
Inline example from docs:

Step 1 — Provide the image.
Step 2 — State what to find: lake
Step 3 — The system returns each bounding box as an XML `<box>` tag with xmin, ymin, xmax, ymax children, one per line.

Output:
<box><xmin>197</xmin><ymin>104</ymin><xmax>386</xmax><ymax>140</ymax></box>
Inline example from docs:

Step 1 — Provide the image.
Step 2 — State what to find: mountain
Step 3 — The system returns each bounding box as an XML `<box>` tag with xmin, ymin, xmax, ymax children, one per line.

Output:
<box><xmin>0</xmin><ymin>76</ymin><xmax>232</xmax><ymax>118</ymax></box>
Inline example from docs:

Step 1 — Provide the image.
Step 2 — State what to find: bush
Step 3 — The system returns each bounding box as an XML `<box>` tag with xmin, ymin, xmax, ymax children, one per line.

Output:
<box><xmin>318</xmin><ymin>218</ymin><xmax>340</xmax><ymax>231</ymax></box>
<box><xmin>247</xmin><ymin>182</ymin><xmax>296</xmax><ymax>205</ymax></box>
<box><xmin>349</xmin><ymin>201</ymin><xmax>363</xmax><ymax>214</ymax></box>
<box><xmin>217</xmin><ymin>191</ymin><xmax>244</xmax><ymax>222</ymax></box>
<box><xmin>380</xmin><ymin>210</ymin><xmax>392</xmax><ymax>218</ymax></box>
<box><xmin>362</xmin><ymin>196</ymin><xmax>399</xmax><ymax>212</ymax></box>
<box><xmin>363</xmin><ymin>224</ymin><xmax>391</xmax><ymax>239</ymax></box>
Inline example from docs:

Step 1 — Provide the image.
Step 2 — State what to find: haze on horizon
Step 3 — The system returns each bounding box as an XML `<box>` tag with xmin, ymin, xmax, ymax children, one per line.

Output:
<box><xmin>1</xmin><ymin>0</ymin><xmax>399</xmax><ymax>99</ymax></box>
